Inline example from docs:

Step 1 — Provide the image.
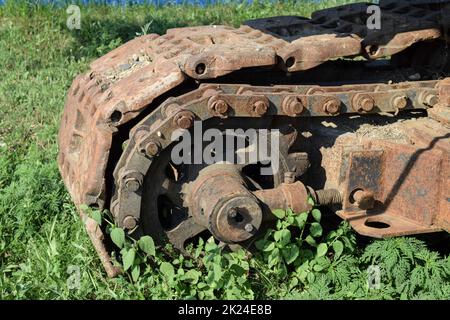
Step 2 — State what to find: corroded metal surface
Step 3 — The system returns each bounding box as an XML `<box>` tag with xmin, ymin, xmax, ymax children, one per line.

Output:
<box><xmin>110</xmin><ymin>80</ymin><xmax>444</xmax><ymax>240</ymax></box>
<box><xmin>323</xmin><ymin>116</ymin><xmax>450</xmax><ymax>237</ymax></box>
<box><xmin>57</xmin><ymin>1</ymin><xmax>450</xmax><ymax>276</ymax></box>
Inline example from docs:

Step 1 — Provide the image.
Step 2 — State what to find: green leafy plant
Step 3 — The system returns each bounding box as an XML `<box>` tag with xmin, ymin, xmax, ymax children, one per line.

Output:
<box><xmin>361</xmin><ymin>237</ymin><xmax>450</xmax><ymax>299</ymax></box>
<box><xmin>78</xmin><ymin>200</ymin><xmax>450</xmax><ymax>300</ymax></box>
<box><xmin>254</xmin><ymin>204</ymin><xmax>356</xmax><ymax>289</ymax></box>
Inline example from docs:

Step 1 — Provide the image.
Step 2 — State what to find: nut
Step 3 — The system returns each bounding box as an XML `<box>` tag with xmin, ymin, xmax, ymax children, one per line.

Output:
<box><xmin>228</xmin><ymin>208</ymin><xmax>238</xmax><ymax>219</ymax></box>
<box><xmin>425</xmin><ymin>94</ymin><xmax>439</xmax><ymax>106</ymax></box>
<box><xmin>123</xmin><ymin>216</ymin><xmax>137</xmax><ymax>230</ymax></box>
<box><xmin>144</xmin><ymin>141</ymin><xmax>160</xmax><ymax>157</ymax></box>
<box><xmin>392</xmin><ymin>95</ymin><xmax>408</xmax><ymax>110</ymax></box>
<box><xmin>282</xmin><ymin>96</ymin><xmax>304</xmax><ymax>116</ymax></box>
<box><xmin>419</xmin><ymin>91</ymin><xmax>439</xmax><ymax>107</ymax></box>
<box><xmin>253</xmin><ymin>100</ymin><xmax>269</xmax><ymax>116</ymax></box>
<box><xmin>322</xmin><ymin>98</ymin><xmax>341</xmax><ymax>115</ymax></box>
<box><xmin>173</xmin><ymin>111</ymin><xmax>195</xmax><ymax>129</ymax></box>
<box><xmin>352</xmin><ymin>190</ymin><xmax>375</xmax><ymax>210</ymax></box>
<box><xmin>125</xmin><ymin>177</ymin><xmax>140</xmax><ymax>192</ymax></box>
<box><xmin>352</xmin><ymin>94</ymin><xmax>375</xmax><ymax>113</ymax></box>
<box><xmin>208</xmin><ymin>98</ymin><xmax>229</xmax><ymax>116</ymax></box>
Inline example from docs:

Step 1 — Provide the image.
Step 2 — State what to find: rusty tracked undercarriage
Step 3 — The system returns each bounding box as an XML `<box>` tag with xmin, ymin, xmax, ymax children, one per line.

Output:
<box><xmin>58</xmin><ymin>0</ymin><xmax>450</xmax><ymax>276</ymax></box>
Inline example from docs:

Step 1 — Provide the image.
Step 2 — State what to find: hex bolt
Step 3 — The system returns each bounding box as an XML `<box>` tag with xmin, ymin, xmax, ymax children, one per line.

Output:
<box><xmin>176</xmin><ymin>115</ymin><xmax>193</xmax><ymax>129</ymax></box>
<box><xmin>244</xmin><ymin>223</ymin><xmax>254</xmax><ymax>233</ymax></box>
<box><xmin>425</xmin><ymin>94</ymin><xmax>439</xmax><ymax>107</ymax></box>
<box><xmin>123</xmin><ymin>216</ymin><xmax>137</xmax><ymax>230</ymax></box>
<box><xmin>253</xmin><ymin>100</ymin><xmax>269</xmax><ymax>116</ymax></box>
<box><xmin>228</xmin><ymin>208</ymin><xmax>238</xmax><ymax>219</ymax></box>
<box><xmin>282</xmin><ymin>96</ymin><xmax>304</xmax><ymax>116</ymax></box>
<box><xmin>420</xmin><ymin>91</ymin><xmax>439</xmax><ymax>107</ymax></box>
<box><xmin>392</xmin><ymin>95</ymin><xmax>408</xmax><ymax>110</ymax></box>
<box><xmin>173</xmin><ymin>111</ymin><xmax>195</xmax><ymax>129</ymax></box>
<box><xmin>125</xmin><ymin>177</ymin><xmax>140</xmax><ymax>192</ymax></box>
<box><xmin>352</xmin><ymin>93</ymin><xmax>375</xmax><ymax>113</ymax></box>
<box><xmin>144</xmin><ymin>141</ymin><xmax>160</xmax><ymax>157</ymax></box>
<box><xmin>209</xmin><ymin>99</ymin><xmax>229</xmax><ymax>116</ymax></box>
<box><xmin>360</xmin><ymin>97</ymin><xmax>375</xmax><ymax>112</ymax></box>
<box><xmin>352</xmin><ymin>190</ymin><xmax>375</xmax><ymax>210</ymax></box>
<box><xmin>322</xmin><ymin>98</ymin><xmax>341</xmax><ymax>115</ymax></box>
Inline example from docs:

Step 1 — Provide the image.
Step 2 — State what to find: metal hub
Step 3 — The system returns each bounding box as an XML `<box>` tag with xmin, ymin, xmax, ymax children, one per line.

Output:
<box><xmin>186</xmin><ymin>164</ymin><xmax>263</xmax><ymax>243</ymax></box>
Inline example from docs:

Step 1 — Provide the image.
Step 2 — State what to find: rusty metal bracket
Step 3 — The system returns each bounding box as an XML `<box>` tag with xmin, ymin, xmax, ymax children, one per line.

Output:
<box><xmin>337</xmin><ymin>139</ymin><xmax>449</xmax><ymax>237</ymax></box>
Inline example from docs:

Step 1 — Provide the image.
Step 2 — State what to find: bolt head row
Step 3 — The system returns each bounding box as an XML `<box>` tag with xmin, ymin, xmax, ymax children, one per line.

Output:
<box><xmin>208</xmin><ymin>97</ymin><xmax>270</xmax><ymax>117</ymax></box>
<box><xmin>204</xmin><ymin>95</ymin><xmax>363</xmax><ymax>117</ymax></box>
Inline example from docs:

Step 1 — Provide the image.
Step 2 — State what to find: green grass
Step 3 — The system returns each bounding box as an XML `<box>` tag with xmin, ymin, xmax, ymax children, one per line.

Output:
<box><xmin>0</xmin><ymin>1</ymin><xmax>449</xmax><ymax>300</ymax></box>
